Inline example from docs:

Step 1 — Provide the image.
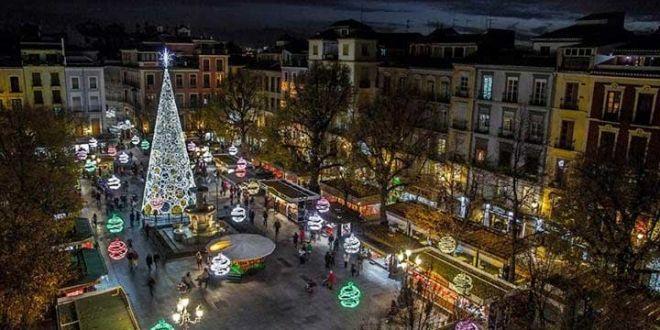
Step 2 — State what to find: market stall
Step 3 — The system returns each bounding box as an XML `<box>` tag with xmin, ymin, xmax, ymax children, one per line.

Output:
<box><xmin>261</xmin><ymin>179</ymin><xmax>319</xmax><ymax>223</ymax></box>
<box><xmin>319</xmin><ymin>179</ymin><xmax>380</xmax><ymax>219</ymax></box>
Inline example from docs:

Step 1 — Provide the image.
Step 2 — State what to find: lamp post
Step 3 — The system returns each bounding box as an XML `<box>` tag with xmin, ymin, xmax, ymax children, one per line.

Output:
<box><xmin>171</xmin><ymin>297</ymin><xmax>203</xmax><ymax>329</ymax></box>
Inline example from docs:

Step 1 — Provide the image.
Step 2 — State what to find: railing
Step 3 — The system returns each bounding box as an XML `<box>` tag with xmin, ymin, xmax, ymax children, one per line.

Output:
<box><xmin>477</xmin><ymin>89</ymin><xmax>493</xmax><ymax>101</ymax></box>
<box><xmin>560</xmin><ymin>99</ymin><xmax>579</xmax><ymax>110</ymax></box>
<box><xmin>602</xmin><ymin>111</ymin><xmax>619</xmax><ymax>122</ymax></box>
<box><xmin>554</xmin><ymin>138</ymin><xmax>575</xmax><ymax>151</ymax></box>
<box><xmin>529</xmin><ymin>94</ymin><xmax>546</xmax><ymax>106</ymax></box>
<box><xmin>502</xmin><ymin>91</ymin><xmax>518</xmax><ymax>103</ymax></box>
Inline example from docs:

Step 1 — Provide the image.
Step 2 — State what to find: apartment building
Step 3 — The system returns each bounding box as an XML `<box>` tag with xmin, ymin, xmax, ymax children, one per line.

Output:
<box><xmin>65</xmin><ymin>49</ymin><xmax>106</xmax><ymax>135</ymax></box>
<box><xmin>0</xmin><ymin>60</ymin><xmax>25</xmax><ymax>111</ymax></box>
<box><xmin>20</xmin><ymin>41</ymin><xmax>66</xmax><ymax>111</ymax></box>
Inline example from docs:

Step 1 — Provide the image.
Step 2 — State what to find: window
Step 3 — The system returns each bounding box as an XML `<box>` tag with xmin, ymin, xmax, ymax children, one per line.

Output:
<box><xmin>11</xmin><ymin>99</ymin><xmax>22</xmax><ymax>110</ymax></box>
<box><xmin>284</xmin><ymin>72</ymin><xmax>289</xmax><ymax>82</ymax></box>
<box><xmin>342</xmin><ymin>44</ymin><xmax>349</xmax><ymax>56</ymax></box>
<box><xmin>440</xmin><ymin>81</ymin><xmax>449</xmax><ymax>99</ymax></box>
<box><xmin>203</xmin><ymin>59</ymin><xmax>210</xmax><ymax>71</ymax></box>
<box><xmin>89</xmin><ymin>95</ymin><xmax>100</xmax><ymax>111</ymax></box>
<box><xmin>398</xmin><ymin>76</ymin><xmax>407</xmax><ymax>90</ymax></box>
<box><xmin>499</xmin><ymin>143</ymin><xmax>512</xmax><ymax>168</ymax></box>
<box><xmin>216</xmin><ymin>59</ymin><xmax>223</xmax><ymax>71</ymax></box>
<box><xmin>504</xmin><ymin>76</ymin><xmax>518</xmax><ymax>102</ymax></box>
<box><xmin>33</xmin><ymin>90</ymin><xmax>43</xmax><ymax>104</ymax></box>
<box><xmin>437</xmin><ymin>138</ymin><xmax>446</xmax><ymax>155</ymax></box>
<box><xmin>528</xmin><ymin>112</ymin><xmax>544</xmax><ymax>142</ymax></box>
<box><xmin>71</xmin><ymin>96</ymin><xmax>82</xmax><ymax>111</ymax></box>
<box><xmin>563</xmin><ymin>82</ymin><xmax>579</xmax><ymax>108</ymax></box>
<box><xmin>216</xmin><ymin>73</ymin><xmax>223</xmax><ymax>86</ymax></box>
<box><xmin>71</xmin><ymin>77</ymin><xmax>80</xmax><ymax>90</ymax></box>
<box><xmin>361</xmin><ymin>44</ymin><xmax>369</xmax><ymax>57</ymax></box>
<box><xmin>270</xmin><ymin>97</ymin><xmax>275</xmax><ymax>111</ymax></box>
<box><xmin>10</xmin><ymin>76</ymin><xmax>20</xmax><ymax>92</ymax></box>
<box><xmin>502</xmin><ymin>109</ymin><xmax>515</xmax><ymax>136</ymax></box>
<box><xmin>189</xmin><ymin>94</ymin><xmax>198</xmax><ymax>107</ymax></box>
<box><xmin>427</xmin><ymin>80</ymin><xmax>435</xmax><ymax>98</ymax></box>
<box><xmin>89</xmin><ymin>76</ymin><xmax>97</xmax><ymax>89</ymax></box>
<box><xmin>189</xmin><ymin>74</ymin><xmax>197</xmax><ymax>88</ymax></box>
<box><xmin>52</xmin><ymin>90</ymin><xmax>62</xmax><ymax>104</ymax></box>
<box><xmin>359</xmin><ymin>67</ymin><xmax>370</xmax><ymax>88</ymax></box>
<box><xmin>540</xmin><ymin>46</ymin><xmax>550</xmax><ymax>55</ymax></box>
<box><xmin>481</xmin><ymin>74</ymin><xmax>493</xmax><ymax>100</ymax></box>
<box><xmin>203</xmin><ymin>74</ymin><xmax>211</xmax><ymax>88</ymax></box>
<box><xmin>50</xmin><ymin>72</ymin><xmax>60</xmax><ymax>86</ymax></box>
<box><xmin>598</xmin><ymin>130</ymin><xmax>617</xmax><ymax>158</ymax></box>
<box><xmin>175</xmin><ymin>74</ymin><xmax>183</xmax><ymax>88</ymax></box>
<box><xmin>475</xmin><ymin>138</ymin><xmax>488</xmax><ymax>163</ymax></box>
<box><xmin>604</xmin><ymin>90</ymin><xmax>622</xmax><ymax>119</ymax></box>
<box><xmin>175</xmin><ymin>94</ymin><xmax>184</xmax><ymax>107</ymax></box>
<box><xmin>382</xmin><ymin>75</ymin><xmax>391</xmax><ymax>93</ymax></box>
<box><xmin>312</xmin><ymin>44</ymin><xmax>319</xmax><ymax>56</ymax></box>
<box><xmin>635</xmin><ymin>93</ymin><xmax>655</xmax><ymax>125</ymax></box>
<box><xmin>459</xmin><ymin>76</ymin><xmax>469</xmax><ymax>96</ymax></box>
<box><xmin>628</xmin><ymin>135</ymin><xmax>648</xmax><ymax>165</ymax></box>
<box><xmin>558</xmin><ymin>120</ymin><xmax>574</xmax><ymax>150</ymax></box>
<box><xmin>147</xmin><ymin>74</ymin><xmax>155</xmax><ymax>87</ymax></box>
<box><xmin>525</xmin><ymin>151</ymin><xmax>540</xmax><ymax>174</ymax></box>
<box><xmin>477</xmin><ymin>107</ymin><xmax>490</xmax><ymax>133</ymax></box>
<box><xmin>532</xmin><ymin>79</ymin><xmax>547</xmax><ymax>105</ymax></box>
<box><xmin>32</xmin><ymin>72</ymin><xmax>42</xmax><ymax>87</ymax></box>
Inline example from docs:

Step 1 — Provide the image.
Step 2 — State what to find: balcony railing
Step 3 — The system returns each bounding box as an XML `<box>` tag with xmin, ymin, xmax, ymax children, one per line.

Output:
<box><xmin>474</xmin><ymin>125</ymin><xmax>490</xmax><ymax>134</ymax></box>
<box><xmin>452</xmin><ymin>119</ymin><xmax>468</xmax><ymax>130</ymax></box>
<box><xmin>454</xmin><ymin>88</ymin><xmax>469</xmax><ymax>98</ymax></box>
<box><xmin>529</xmin><ymin>94</ymin><xmax>546</xmax><ymax>106</ymax></box>
<box><xmin>560</xmin><ymin>99</ymin><xmax>579</xmax><ymax>110</ymax></box>
<box><xmin>502</xmin><ymin>91</ymin><xmax>518</xmax><ymax>103</ymax></box>
<box><xmin>554</xmin><ymin>138</ymin><xmax>575</xmax><ymax>151</ymax></box>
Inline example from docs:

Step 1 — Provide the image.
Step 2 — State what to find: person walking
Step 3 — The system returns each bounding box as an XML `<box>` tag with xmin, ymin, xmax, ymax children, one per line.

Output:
<box><xmin>92</xmin><ymin>213</ymin><xmax>98</xmax><ymax>231</ymax></box>
<box><xmin>153</xmin><ymin>253</ymin><xmax>160</xmax><ymax>268</ymax></box>
<box><xmin>129</xmin><ymin>211</ymin><xmax>135</xmax><ymax>228</ymax></box>
<box><xmin>330</xmin><ymin>251</ymin><xmax>336</xmax><ymax>267</ymax></box>
<box><xmin>195</xmin><ymin>251</ymin><xmax>203</xmax><ymax>270</ymax></box>
<box><xmin>305</xmin><ymin>241</ymin><xmax>312</xmax><ymax>258</ymax></box>
<box><xmin>328</xmin><ymin>234</ymin><xmax>334</xmax><ymax>249</ymax></box>
<box><xmin>136</xmin><ymin>211</ymin><xmax>141</xmax><ymax>228</ymax></box>
<box><xmin>262</xmin><ymin>209</ymin><xmax>268</xmax><ymax>226</ymax></box>
<box><xmin>343</xmin><ymin>252</ymin><xmax>349</xmax><ymax>268</ymax></box>
<box><xmin>324</xmin><ymin>270</ymin><xmax>336</xmax><ymax>290</ymax></box>
<box><xmin>147</xmin><ymin>275</ymin><xmax>156</xmax><ymax>297</ymax></box>
<box><xmin>146</xmin><ymin>254</ymin><xmax>153</xmax><ymax>271</ymax></box>
<box><xmin>274</xmin><ymin>219</ymin><xmax>281</xmax><ymax>240</ymax></box>
<box><xmin>324</xmin><ymin>251</ymin><xmax>332</xmax><ymax>270</ymax></box>
<box><xmin>197</xmin><ymin>268</ymin><xmax>210</xmax><ymax>288</ymax></box>
<box><xmin>357</xmin><ymin>255</ymin><xmax>363</xmax><ymax>276</ymax></box>
<box><xmin>292</xmin><ymin>232</ymin><xmax>299</xmax><ymax>248</ymax></box>
<box><xmin>351</xmin><ymin>262</ymin><xmax>357</xmax><ymax>277</ymax></box>
<box><xmin>298</xmin><ymin>247</ymin><xmax>306</xmax><ymax>265</ymax></box>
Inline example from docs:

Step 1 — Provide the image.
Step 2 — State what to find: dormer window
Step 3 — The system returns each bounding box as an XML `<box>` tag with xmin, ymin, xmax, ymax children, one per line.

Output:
<box><xmin>340</xmin><ymin>28</ymin><xmax>349</xmax><ymax>36</ymax></box>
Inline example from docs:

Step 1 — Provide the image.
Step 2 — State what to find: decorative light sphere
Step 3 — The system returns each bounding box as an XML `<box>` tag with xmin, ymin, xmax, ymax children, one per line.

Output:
<box><xmin>438</xmin><ymin>236</ymin><xmax>457</xmax><ymax>254</ymax></box>
<box><xmin>246</xmin><ymin>181</ymin><xmax>260</xmax><ymax>196</ymax></box>
<box><xmin>106</xmin><ymin>213</ymin><xmax>124</xmax><ymax>234</ymax></box>
<box><xmin>118</xmin><ymin>152</ymin><xmax>130</xmax><ymax>164</ymax></box>
<box><xmin>107</xmin><ymin>175</ymin><xmax>121</xmax><ymax>190</ymax></box>
<box><xmin>202</xmin><ymin>151</ymin><xmax>213</xmax><ymax>163</ymax></box>
<box><xmin>131</xmin><ymin>135</ymin><xmax>140</xmax><ymax>145</ymax></box>
<box><xmin>84</xmin><ymin>159</ymin><xmax>97</xmax><ymax>173</ymax></box>
<box><xmin>455</xmin><ymin>320</ymin><xmax>479</xmax><ymax>330</ymax></box>
<box><xmin>210</xmin><ymin>253</ymin><xmax>231</xmax><ymax>276</ymax></box>
<box><xmin>141</xmin><ymin>139</ymin><xmax>151</xmax><ymax>150</ymax></box>
<box><xmin>89</xmin><ymin>138</ymin><xmax>98</xmax><ymax>148</ymax></box>
<box><xmin>452</xmin><ymin>273</ymin><xmax>474</xmax><ymax>295</ymax></box>
<box><xmin>76</xmin><ymin>149</ymin><xmax>88</xmax><ymax>161</ymax></box>
<box><xmin>236</xmin><ymin>157</ymin><xmax>247</xmax><ymax>170</ymax></box>
<box><xmin>338</xmin><ymin>282</ymin><xmax>361</xmax><ymax>308</ymax></box>
<box><xmin>107</xmin><ymin>239</ymin><xmax>127</xmax><ymax>260</ymax></box>
<box><xmin>150</xmin><ymin>319</ymin><xmax>175</xmax><ymax>330</ymax></box>
<box><xmin>107</xmin><ymin>146</ymin><xmax>117</xmax><ymax>157</ymax></box>
<box><xmin>187</xmin><ymin>141</ymin><xmax>197</xmax><ymax>152</ymax></box>
<box><xmin>228</xmin><ymin>145</ymin><xmax>238</xmax><ymax>156</ymax></box>
<box><xmin>231</xmin><ymin>205</ymin><xmax>246</xmax><ymax>222</ymax></box>
<box><xmin>308</xmin><ymin>213</ymin><xmax>324</xmax><ymax>231</ymax></box>
<box><xmin>343</xmin><ymin>233</ymin><xmax>361</xmax><ymax>254</ymax></box>
<box><xmin>316</xmin><ymin>197</ymin><xmax>330</xmax><ymax>213</ymax></box>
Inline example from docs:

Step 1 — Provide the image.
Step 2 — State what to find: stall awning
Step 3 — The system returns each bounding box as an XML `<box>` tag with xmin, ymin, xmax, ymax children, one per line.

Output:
<box><xmin>320</xmin><ymin>179</ymin><xmax>379</xmax><ymax>202</ymax></box>
<box><xmin>262</xmin><ymin>179</ymin><xmax>320</xmax><ymax>203</ymax></box>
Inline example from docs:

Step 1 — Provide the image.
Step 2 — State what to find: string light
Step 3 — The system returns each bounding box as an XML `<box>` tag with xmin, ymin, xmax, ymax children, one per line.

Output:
<box><xmin>338</xmin><ymin>282</ymin><xmax>361</xmax><ymax>308</ymax></box>
<box><xmin>108</xmin><ymin>175</ymin><xmax>121</xmax><ymax>190</ymax></box>
<box><xmin>308</xmin><ymin>213</ymin><xmax>324</xmax><ymax>231</ymax></box>
<box><xmin>210</xmin><ymin>253</ymin><xmax>231</xmax><ymax>276</ymax></box>
<box><xmin>316</xmin><ymin>197</ymin><xmax>330</xmax><ymax>213</ymax></box>
<box><xmin>231</xmin><ymin>205</ymin><xmax>246</xmax><ymax>222</ymax></box>
<box><xmin>107</xmin><ymin>238</ymin><xmax>127</xmax><ymax>260</ymax></box>
<box><xmin>228</xmin><ymin>145</ymin><xmax>238</xmax><ymax>156</ymax></box>
<box><xmin>106</xmin><ymin>213</ymin><xmax>124</xmax><ymax>234</ymax></box>
<box><xmin>343</xmin><ymin>233</ymin><xmax>361</xmax><ymax>254</ymax></box>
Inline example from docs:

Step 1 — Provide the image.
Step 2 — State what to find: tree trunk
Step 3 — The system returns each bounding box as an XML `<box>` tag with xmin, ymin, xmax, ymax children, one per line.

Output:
<box><xmin>379</xmin><ymin>188</ymin><xmax>388</xmax><ymax>225</ymax></box>
<box><xmin>309</xmin><ymin>168</ymin><xmax>320</xmax><ymax>193</ymax></box>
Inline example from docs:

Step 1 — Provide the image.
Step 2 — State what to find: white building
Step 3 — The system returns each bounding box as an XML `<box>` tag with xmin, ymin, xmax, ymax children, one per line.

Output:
<box><xmin>65</xmin><ymin>50</ymin><xmax>106</xmax><ymax>135</ymax></box>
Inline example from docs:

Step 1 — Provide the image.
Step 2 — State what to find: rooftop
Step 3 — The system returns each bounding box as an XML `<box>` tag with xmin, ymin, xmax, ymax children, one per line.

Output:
<box><xmin>57</xmin><ymin>287</ymin><xmax>139</xmax><ymax>330</ymax></box>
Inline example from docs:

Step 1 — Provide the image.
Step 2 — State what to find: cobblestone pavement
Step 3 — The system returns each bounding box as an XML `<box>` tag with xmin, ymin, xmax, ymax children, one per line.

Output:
<box><xmin>80</xmin><ymin>147</ymin><xmax>400</xmax><ymax>330</ymax></box>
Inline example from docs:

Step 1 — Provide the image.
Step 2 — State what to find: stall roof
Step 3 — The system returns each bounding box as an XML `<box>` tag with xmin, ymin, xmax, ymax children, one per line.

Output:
<box><xmin>360</xmin><ymin>223</ymin><xmax>424</xmax><ymax>255</ymax></box>
<box><xmin>320</xmin><ymin>179</ymin><xmax>379</xmax><ymax>199</ymax></box>
<box><xmin>320</xmin><ymin>202</ymin><xmax>362</xmax><ymax>224</ymax></box>
<box><xmin>206</xmin><ymin>234</ymin><xmax>276</xmax><ymax>260</ymax></box>
<box><xmin>57</xmin><ymin>287</ymin><xmax>139</xmax><ymax>330</ymax></box>
<box><xmin>262</xmin><ymin>179</ymin><xmax>319</xmax><ymax>203</ymax></box>
<box><xmin>66</xmin><ymin>218</ymin><xmax>94</xmax><ymax>243</ymax></box>
<box><xmin>64</xmin><ymin>248</ymin><xmax>108</xmax><ymax>289</ymax></box>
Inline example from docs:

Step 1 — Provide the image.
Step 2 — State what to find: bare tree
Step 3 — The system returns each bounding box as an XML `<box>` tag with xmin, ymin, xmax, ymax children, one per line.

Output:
<box><xmin>266</xmin><ymin>63</ymin><xmax>353</xmax><ymax>192</ymax></box>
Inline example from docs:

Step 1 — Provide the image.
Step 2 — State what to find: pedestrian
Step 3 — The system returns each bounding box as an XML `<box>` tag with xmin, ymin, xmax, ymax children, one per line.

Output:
<box><xmin>147</xmin><ymin>275</ymin><xmax>156</xmax><ymax>297</ymax></box>
<box><xmin>183</xmin><ymin>272</ymin><xmax>195</xmax><ymax>289</ymax></box>
<box><xmin>330</xmin><ymin>251</ymin><xmax>336</xmax><ymax>266</ymax></box>
<box><xmin>136</xmin><ymin>211</ymin><xmax>141</xmax><ymax>227</ymax></box>
<box><xmin>298</xmin><ymin>247</ymin><xmax>306</xmax><ymax>265</ymax></box>
<box><xmin>357</xmin><ymin>255</ymin><xmax>363</xmax><ymax>276</ymax></box>
<box><xmin>130</xmin><ymin>211</ymin><xmax>135</xmax><ymax>228</ymax></box>
<box><xmin>351</xmin><ymin>262</ymin><xmax>357</xmax><ymax>277</ymax></box>
<box><xmin>306</xmin><ymin>241</ymin><xmax>312</xmax><ymax>257</ymax></box>
<box><xmin>195</xmin><ymin>251</ymin><xmax>203</xmax><ymax>270</ymax></box>
<box><xmin>274</xmin><ymin>219</ymin><xmax>281</xmax><ymax>239</ymax></box>
<box><xmin>293</xmin><ymin>232</ymin><xmax>299</xmax><ymax>248</ymax></box>
<box><xmin>127</xmin><ymin>238</ymin><xmax>133</xmax><ymax>249</ymax></box>
<box><xmin>249</xmin><ymin>209</ymin><xmax>255</xmax><ymax>224</ymax></box>
<box><xmin>197</xmin><ymin>268</ymin><xmax>210</xmax><ymax>288</ymax></box>
<box><xmin>324</xmin><ymin>251</ymin><xmax>332</xmax><ymax>270</ymax></box>
<box><xmin>324</xmin><ymin>270</ymin><xmax>336</xmax><ymax>290</ymax></box>
<box><xmin>146</xmin><ymin>254</ymin><xmax>153</xmax><ymax>271</ymax></box>
<box><xmin>262</xmin><ymin>209</ymin><xmax>268</xmax><ymax>226</ymax></box>
<box><xmin>95</xmin><ymin>192</ymin><xmax>101</xmax><ymax>206</ymax></box>
<box><xmin>328</xmin><ymin>234</ymin><xmax>334</xmax><ymax>248</ymax></box>
<box><xmin>343</xmin><ymin>252</ymin><xmax>349</xmax><ymax>268</ymax></box>
<box><xmin>299</xmin><ymin>228</ymin><xmax>305</xmax><ymax>244</ymax></box>
<box><xmin>153</xmin><ymin>253</ymin><xmax>160</xmax><ymax>268</ymax></box>
<box><xmin>131</xmin><ymin>250</ymin><xmax>139</xmax><ymax>269</ymax></box>
<box><xmin>92</xmin><ymin>213</ymin><xmax>98</xmax><ymax>229</ymax></box>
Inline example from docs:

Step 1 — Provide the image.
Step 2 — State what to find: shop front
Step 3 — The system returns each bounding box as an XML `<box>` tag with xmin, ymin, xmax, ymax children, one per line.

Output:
<box><xmin>262</xmin><ymin>179</ymin><xmax>319</xmax><ymax>223</ymax></box>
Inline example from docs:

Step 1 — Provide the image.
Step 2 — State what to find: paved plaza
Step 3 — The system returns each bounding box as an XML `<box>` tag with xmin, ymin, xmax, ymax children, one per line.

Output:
<box><xmin>80</xmin><ymin>147</ymin><xmax>400</xmax><ymax>330</ymax></box>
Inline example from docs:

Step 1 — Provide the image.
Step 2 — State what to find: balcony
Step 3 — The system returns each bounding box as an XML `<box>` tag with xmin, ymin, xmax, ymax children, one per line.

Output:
<box><xmin>477</xmin><ymin>90</ymin><xmax>493</xmax><ymax>101</ymax></box>
<box><xmin>602</xmin><ymin>111</ymin><xmax>620</xmax><ymax>122</ymax></box>
<box><xmin>529</xmin><ymin>94</ymin><xmax>546</xmax><ymax>107</ymax></box>
<box><xmin>498</xmin><ymin>127</ymin><xmax>515</xmax><ymax>139</ymax></box>
<box><xmin>474</xmin><ymin>125</ymin><xmax>490</xmax><ymax>134</ymax></box>
<box><xmin>502</xmin><ymin>91</ymin><xmax>518</xmax><ymax>103</ymax></box>
<box><xmin>554</xmin><ymin>138</ymin><xmax>575</xmax><ymax>151</ymax></box>
<box><xmin>452</xmin><ymin>119</ymin><xmax>468</xmax><ymax>131</ymax></box>
<box><xmin>454</xmin><ymin>88</ymin><xmax>469</xmax><ymax>98</ymax></box>
<box><xmin>560</xmin><ymin>99</ymin><xmax>579</xmax><ymax>110</ymax></box>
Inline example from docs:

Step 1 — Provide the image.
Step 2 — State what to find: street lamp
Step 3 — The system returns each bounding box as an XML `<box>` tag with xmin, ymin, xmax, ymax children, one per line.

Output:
<box><xmin>172</xmin><ymin>297</ymin><xmax>203</xmax><ymax>329</ymax></box>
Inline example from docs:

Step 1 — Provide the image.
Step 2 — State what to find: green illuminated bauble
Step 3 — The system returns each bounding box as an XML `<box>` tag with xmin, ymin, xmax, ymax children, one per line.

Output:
<box><xmin>338</xmin><ymin>282</ymin><xmax>361</xmax><ymax>308</ymax></box>
<box><xmin>150</xmin><ymin>319</ymin><xmax>175</xmax><ymax>330</ymax></box>
<box><xmin>106</xmin><ymin>214</ymin><xmax>124</xmax><ymax>234</ymax></box>
<box><xmin>141</xmin><ymin>139</ymin><xmax>151</xmax><ymax>150</ymax></box>
<box><xmin>84</xmin><ymin>159</ymin><xmax>97</xmax><ymax>173</ymax></box>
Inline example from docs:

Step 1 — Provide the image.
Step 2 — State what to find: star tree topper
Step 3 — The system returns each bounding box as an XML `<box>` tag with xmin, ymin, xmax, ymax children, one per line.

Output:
<box><xmin>160</xmin><ymin>48</ymin><xmax>173</xmax><ymax>68</ymax></box>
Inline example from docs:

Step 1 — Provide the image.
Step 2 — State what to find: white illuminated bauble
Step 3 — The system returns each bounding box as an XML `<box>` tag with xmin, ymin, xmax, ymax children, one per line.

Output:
<box><xmin>108</xmin><ymin>175</ymin><xmax>121</xmax><ymax>190</ymax></box>
<box><xmin>246</xmin><ymin>181</ymin><xmax>260</xmax><ymax>195</ymax></box>
<box><xmin>107</xmin><ymin>146</ymin><xmax>117</xmax><ymax>157</ymax></box>
<box><xmin>187</xmin><ymin>141</ymin><xmax>197</xmax><ymax>152</ymax></box>
<box><xmin>202</xmin><ymin>151</ymin><xmax>213</xmax><ymax>163</ymax></box>
<box><xmin>228</xmin><ymin>145</ymin><xmax>238</xmax><ymax>156</ymax></box>
<box><xmin>438</xmin><ymin>236</ymin><xmax>457</xmax><ymax>254</ymax></box>
<box><xmin>131</xmin><ymin>135</ymin><xmax>140</xmax><ymax>145</ymax></box>
<box><xmin>231</xmin><ymin>205</ymin><xmax>246</xmax><ymax>222</ymax></box>
<box><xmin>308</xmin><ymin>213</ymin><xmax>324</xmax><ymax>231</ymax></box>
<box><xmin>89</xmin><ymin>138</ymin><xmax>98</xmax><ymax>148</ymax></box>
<box><xmin>451</xmin><ymin>273</ymin><xmax>473</xmax><ymax>295</ymax></box>
<box><xmin>343</xmin><ymin>234</ymin><xmax>361</xmax><ymax>254</ymax></box>
<box><xmin>236</xmin><ymin>157</ymin><xmax>247</xmax><ymax>170</ymax></box>
<box><xmin>316</xmin><ymin>197</ymin><xmax>330</xmax><ymax>213</ymax></box>
<box><xmin>118</xmin><ymin>152</ymin><xmax>130</xmax><ymax>164</ymax></box>
<box><xmin>210</xmin><ymin>253</ymin><xmax>231</xmax><ymax>276</ymax></box>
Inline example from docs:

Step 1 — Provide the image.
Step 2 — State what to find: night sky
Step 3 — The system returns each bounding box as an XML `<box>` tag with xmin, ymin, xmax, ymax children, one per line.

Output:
<box><xmin>2</xmin><ymin>0</ymin><xmax>659</xmax><ymax>45</ymax></box>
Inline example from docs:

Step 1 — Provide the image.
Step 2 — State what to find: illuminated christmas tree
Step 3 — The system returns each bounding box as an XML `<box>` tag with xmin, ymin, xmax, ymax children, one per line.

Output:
<box><xmin>141</xmin><ymin>49</ymin><xmax>196</xmax><ymax>216</ymax></box>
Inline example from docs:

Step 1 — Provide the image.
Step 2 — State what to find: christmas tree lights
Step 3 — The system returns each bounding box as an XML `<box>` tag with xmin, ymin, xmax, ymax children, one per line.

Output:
<box><xmin>316</xmin><ymin>197</ymin><xmax>330</xmax><ymax>213</ymax></box>
<box><xmin>108</xmin><ymin>238</ymin><xmax>127</xmax><ymax>260</ymax></box>
<box><xmin>106</xmin><ymin>213</ymin><xmax>124</xmax><ymax>234</ymax></box>
<box><xmin>338</xmin><ymin>282</ymin><xmax>361</xmax><ymax>308</ymax></box>
<box><xmin>343</xmin><ymin>233</ymin><xmax>360</xmax><ymax>254</ymax></box>
<box><xmin>210</xmin><ymin>253</ymin><xmax>231</xmax><ymax>276</ymax></box>
<box><xmin>141</xmin><ymin>49</ymin><xmax>196</xmax><ymax>216</ymax></box>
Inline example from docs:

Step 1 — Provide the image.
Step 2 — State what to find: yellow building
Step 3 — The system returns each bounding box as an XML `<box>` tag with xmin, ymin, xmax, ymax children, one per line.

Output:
<box><xmin>20</xmin><ymin>42</ymin><xmax>66</xmax><ymax>111</ymax></box>
<box><xmin>0</xmin><ymin>65</ymin><xmax>25</xmax><ymax>110</ymax></box>
<box><xmin>542</xmin><ymin>71</ymin><xmax>594</xmax><ymax>217</ymax></box>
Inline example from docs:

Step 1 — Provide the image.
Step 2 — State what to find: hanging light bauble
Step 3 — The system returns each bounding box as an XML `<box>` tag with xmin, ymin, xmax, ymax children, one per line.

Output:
<box><xmin>187</xmin><ymin>141</ymin><xmax>197</xmax><ymax>152</ymax></box>
<box><xmin>107</xmin><ymin>238</ymin><xmax>128</xmax><ymax>260</ymax></box>
<box><xmin>210</xmin><ymin>253</ymin><xmax>231</xmax><ymax>276</ymax></box>
<box><xmin>106</xmin><ymin>213</ymin><xmax>124</xmax><ymax>234</ymax></box>
<box><xmin>131</xmin><ymin>135</ymin><xmax>140</xmax><ymax>145</ymax></box>
<box><xmin>228</xmin><ymin>145</ymin><xmax>238</xmax><ymax>156</ymax></box>
<box><xmin>107</xmin><ymin>175</ymin><xmax>121</xmax><ymax>190</ymax></box>
<box><xmin>308</xmin><ymin>213</ymin><xmax>324</xmax><ymax>231</ymax></box>
<box><xmin>89</xmin><ymin>137</ymin><xmax>98</xmax><ymax>148</ymax></box>
<box><xmin>343</xmin><ymin>233</ymin><xmax>361</xmax><ymax>254</ymax></box>
<box><xmin>84</xmin><ymin>159</ymin><xmax>97</xmax><ymax>173</ymax></box>
<box><xmin>107</xmin><ymin>145</ymin><xmax>117</xmax><ymax>157</ymax></box>
<box><xmin>231</xmin><ymin>205</ymin><xmax>246</xmax><ymax>222</ymax></box>
<box><xmin>141</xmin><ymin>139</ymin><xmax>150</xmax><ymax>150</ymax></box>
<box><xmin>202</xmin><ymin>151</ymin><xmax>213</xmax><ymax>163</ymax></box>
<box><xmin>338</xmin><ymin>282</ymin><xmax>361</xmax><ymax>308</ymax></box>
<box><xmin>316</xmin><ymin>197</ymin><xmax>330</xmax><ymax>213</ymax></box>
<box><xmin>118</xmin><ymin>152</ymin><xmax>130</xmax><ymax>164</ymax></box>
<box><xmin>246</xmin><ymin>181</ymin><xmax>260</xmax><ymax>196</ymax></box>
